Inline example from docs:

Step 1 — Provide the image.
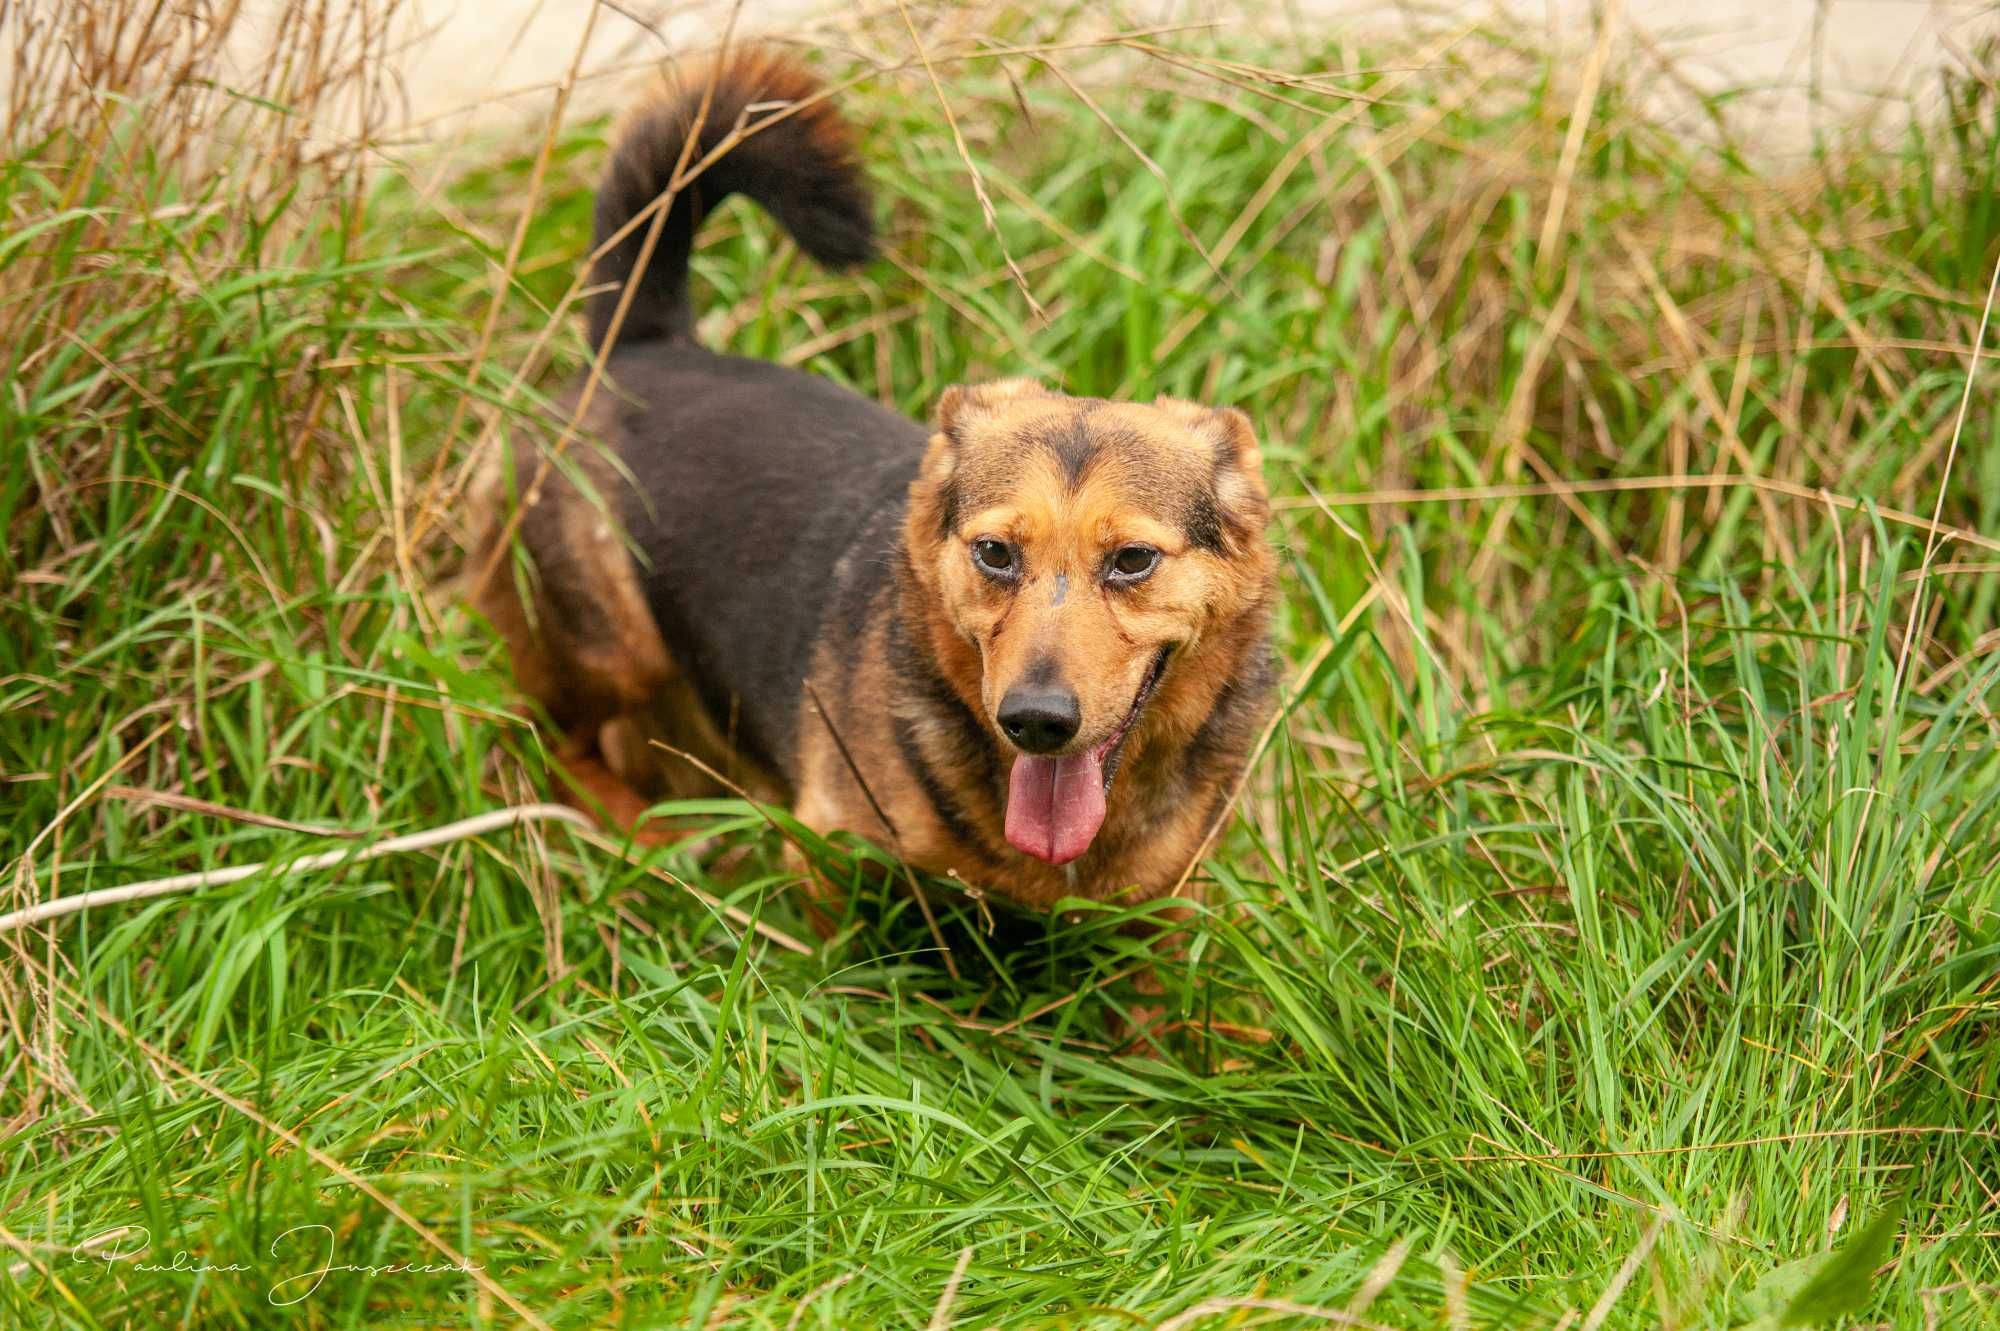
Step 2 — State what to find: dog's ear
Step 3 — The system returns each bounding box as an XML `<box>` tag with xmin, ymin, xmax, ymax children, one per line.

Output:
<box><xmin>911</xmin><ymin>379</ymin><xmax>1056</xmax><ymax>543</ymax></box>
<box><xmin>1153</xmin><ymin>396</ymin><xmax>1270</xmax><ymax>543</ymax></box>
<box><xmin>936</xmin><ymin>377</ymin><xmax>1054</xmax><ymax>438</ymax></box>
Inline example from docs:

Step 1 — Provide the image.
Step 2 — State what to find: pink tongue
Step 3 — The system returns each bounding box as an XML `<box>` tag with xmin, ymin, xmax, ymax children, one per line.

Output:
<box><xmin>1005</xmin><ymin>751</ymin><xmax>1107</xmax><ymax>866</ymax></box>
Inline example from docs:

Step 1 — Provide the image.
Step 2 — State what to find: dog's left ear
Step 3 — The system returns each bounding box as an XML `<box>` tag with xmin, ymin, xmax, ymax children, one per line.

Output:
<box><xmin>1154</xmin><ymin>396</ymin><xmax>1271</xmax><ymax>544</ymax></box>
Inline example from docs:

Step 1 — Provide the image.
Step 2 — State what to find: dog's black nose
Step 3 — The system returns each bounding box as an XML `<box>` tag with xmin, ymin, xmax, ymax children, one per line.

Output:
<box><xmin>997</xmin><ymin>686</ymin><xmax>1081</xmax><ymax>754</ymax></box>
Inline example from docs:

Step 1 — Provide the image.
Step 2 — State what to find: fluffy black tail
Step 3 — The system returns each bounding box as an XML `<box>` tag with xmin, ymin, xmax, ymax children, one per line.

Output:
<box><xmin>585</xmin><ymin>49</ymin><xmax>875</xmax><ymax>352</ymax></box>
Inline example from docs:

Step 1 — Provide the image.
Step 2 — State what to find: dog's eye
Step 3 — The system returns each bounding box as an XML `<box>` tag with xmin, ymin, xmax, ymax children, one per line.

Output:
<box><xmin>1106</xmin><ymin>544</ymin><xmax>1160</xmax><ymax>582</ymax></box>
<box><xmin>971</xmin><ymin>538</ymin><xmax>1018</xmax><ymax>579</ymax></box>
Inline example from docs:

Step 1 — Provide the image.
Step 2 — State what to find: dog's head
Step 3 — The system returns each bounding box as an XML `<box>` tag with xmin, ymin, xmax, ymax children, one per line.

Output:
<box><xmin>903</xmin><ymin>378</ymin><xmax>1276</xmax><ymax>867</ymax></box>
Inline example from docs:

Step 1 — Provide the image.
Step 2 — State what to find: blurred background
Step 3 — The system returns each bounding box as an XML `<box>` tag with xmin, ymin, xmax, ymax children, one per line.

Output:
<box><xmin>374</xmin><ymin>0</ymin><xmax>1991</xmax><ymax>143</ymax></box>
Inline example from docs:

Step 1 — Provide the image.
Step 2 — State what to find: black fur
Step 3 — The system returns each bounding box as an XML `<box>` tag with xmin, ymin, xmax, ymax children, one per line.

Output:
<box><xmin>578</xmin><ymin>53</ymin><xmax>915</xmax><ymax>778</ymax></box>
<box><xmin>607</xmin><ymin>348</ymin><xmax>926</xmax><ymax>778</ymax></box>
<box><xmin>588</xmin><ymin>52</ymin><xmax>875</xmax><ymax>350</ymax></box>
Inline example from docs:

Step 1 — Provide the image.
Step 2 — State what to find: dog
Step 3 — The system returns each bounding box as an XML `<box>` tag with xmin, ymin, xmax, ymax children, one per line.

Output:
<box><xmin>470</xmin><ymin>48</ymin><xmax>1278</xmax><ymax>918</ymax></box>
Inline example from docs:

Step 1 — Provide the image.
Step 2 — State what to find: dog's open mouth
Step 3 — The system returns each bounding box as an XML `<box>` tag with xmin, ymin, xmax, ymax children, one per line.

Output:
<box><xmin>1003</xmin><ymin>646</ymin><xmax>1172</xmax><ymax>867</ymax></box>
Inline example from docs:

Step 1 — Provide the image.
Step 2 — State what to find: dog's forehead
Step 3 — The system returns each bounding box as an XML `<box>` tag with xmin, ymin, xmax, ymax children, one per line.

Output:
<box><xmin>962</xmin><ymin>398</ymin><xmax>1209</xmax><ymax>460</ymax></box>
<box><xmin>950</xmin><ymin>399</ymin><xmax>1220</xmax><ymax>533</ymax></box>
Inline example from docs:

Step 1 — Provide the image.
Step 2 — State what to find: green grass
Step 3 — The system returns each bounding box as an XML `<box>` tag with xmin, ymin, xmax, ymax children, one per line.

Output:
<box><xmin>4</xmin><ymin>5</ymin><xmax>1998</xmax><ymax>1327</ymax></box>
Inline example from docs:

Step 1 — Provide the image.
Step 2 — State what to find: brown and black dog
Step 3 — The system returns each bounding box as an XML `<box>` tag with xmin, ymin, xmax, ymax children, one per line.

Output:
<box><xmin>471</xmin><ymin>49</ymin><xmax>1278</xmax><ymax>917</ymax></box>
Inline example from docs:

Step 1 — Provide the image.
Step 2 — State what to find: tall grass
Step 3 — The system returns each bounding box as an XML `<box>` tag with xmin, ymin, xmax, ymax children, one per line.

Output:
<box><xmin>2</xmin><ymin>2</ymin><xmax>1996</xmax><ymax>1327</ymax></box>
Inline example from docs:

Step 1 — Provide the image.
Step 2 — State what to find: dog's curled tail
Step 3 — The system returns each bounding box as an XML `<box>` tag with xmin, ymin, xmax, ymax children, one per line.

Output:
<box><xmin>586</xmin><ymin>48</ymin><xmax>874</xmax><ymax>352</ymax></box>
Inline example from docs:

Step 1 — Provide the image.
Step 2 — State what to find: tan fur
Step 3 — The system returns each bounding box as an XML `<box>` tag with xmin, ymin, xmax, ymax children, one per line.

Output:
<box><xmin>467</xmin><ymin>435</ymin><xmax>665</xmax><ymax>723</ymax></box>
<box><xmin>467</xmin><ymin>407</ymin><xmax>782</xmax><ymax>824</ymax></box>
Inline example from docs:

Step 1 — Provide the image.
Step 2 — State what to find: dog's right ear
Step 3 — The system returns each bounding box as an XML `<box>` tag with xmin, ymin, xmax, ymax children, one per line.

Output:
<box><xmin>913</xmin><ymin>379</ymin><xmax>1053</xmax><ymax>542</ymax></box>
<box><xmin>934</xmin><ymin>377</ymin><xmax>1051</xmax><ymax>439</ymax></box>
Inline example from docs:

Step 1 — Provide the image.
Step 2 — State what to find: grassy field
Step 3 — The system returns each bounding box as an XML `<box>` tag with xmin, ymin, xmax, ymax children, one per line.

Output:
<box><xmin>4</xmin><ymin>3</ymin><xmax>1998</xmax><ymax>1327</ymax></box>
